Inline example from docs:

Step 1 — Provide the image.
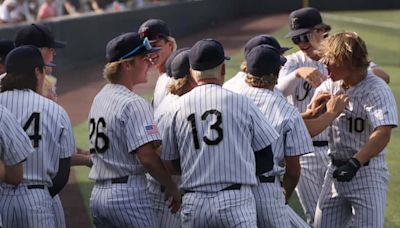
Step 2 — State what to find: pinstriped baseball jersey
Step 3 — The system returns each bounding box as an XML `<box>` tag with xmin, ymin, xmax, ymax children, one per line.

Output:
<box><xmin>234</xmin><ymin>84</ymin><xmax>314</xmax><ymax>177</ymax></box>
<box><xmin>0</xmin><ymin>105</ymin><xmax>33</xmax><ymax>166</ymax></box>
<box><xmin>314</xmin><ymin>72</ymin><xmax>398</xmax><ymax>167</ymax></box>
<box><xmin>161</xmin><ymin>84</ymin><xmax>279</xmax><ymax>192</ymax></box>
<box><xmin>278</xmin><ymin>50</ymin><xmax>329</xmax><ymax>142</ymax></box>
<box><xmin>152</xmin><ymin>73</ymin><xmax>171</xmax><ymax>109</ymax></box>
<box><xmin>0</xmin><ymin>90</ymin><xmax>75</xmax><ymax>186</ymax></box>
<box><xmin>88</xmin><ymin>84</ymin><xmax>161</xmax><ymax>181</ymax></box>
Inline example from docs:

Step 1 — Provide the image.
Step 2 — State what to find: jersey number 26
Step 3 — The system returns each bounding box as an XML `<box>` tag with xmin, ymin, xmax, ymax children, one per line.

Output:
<box><xmin>89</xmin><ymin>118</ymin><xmax>110</xmax><ymax>154</ymax></box>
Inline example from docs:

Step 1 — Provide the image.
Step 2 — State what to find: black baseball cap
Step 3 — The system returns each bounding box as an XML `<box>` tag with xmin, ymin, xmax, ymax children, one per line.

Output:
<box><xmin>165</xmin><ymin>47</ymin><xmax>190</xmax><ymax>77</ymax></box>
<box><xmin>5</xmin><ymin>45</ymin><xmax>49</xmax><ymax>75</ymax></box>
<box><xmin>244</xmin><ymin>34</ymin><xmax>291</xmax><ymax>56</ymax></box>
<box><xmin>138</xmin><ymin>19</ymin><xmax>171</xmax><ymax>41</ymax></box>
<box><xmin>15</xmin><ymin>24</ymin><xmax>66</xmax><ymax>48</ymax></box>
<box><xmin>0</xmin><ymin>40</ymin><xmax>15</xmax><ymax>63</ymax></box>
<box><xmin>170</xmin><ymin>49</ymin><xmax>190</xmax><ymax>79</ymax></box>
<box><xmin>106</xmin><ymin>32</ymin><xmax>160</xmax><ymax>63</ymax></box>
<box><xmin>285</xmin><ymin>7</ymin><xmax>331</xmax><ymax>38</ymax></box>
<box><xmin>246</xmin><ymin>45</ymin><xmax>287</xmax><ymax>77</ymax></box>
<box><xmin>189</xmin><ymin>39</ymin><xmax>230</xmax><ymax>71</ymax></box>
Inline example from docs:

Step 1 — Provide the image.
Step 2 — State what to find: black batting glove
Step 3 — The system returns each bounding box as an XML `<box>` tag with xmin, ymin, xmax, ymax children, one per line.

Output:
<box><xmin>332</xmin><ymin>157</ymin><xmax>361</xmax><ymax>182</ymax></box>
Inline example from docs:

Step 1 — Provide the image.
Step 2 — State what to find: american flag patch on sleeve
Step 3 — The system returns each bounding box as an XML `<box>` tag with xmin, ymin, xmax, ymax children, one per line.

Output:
<box><xmin>145</xmin><ymin>123</ymin><xmax>159</xmax><ymax>135</ymax></box>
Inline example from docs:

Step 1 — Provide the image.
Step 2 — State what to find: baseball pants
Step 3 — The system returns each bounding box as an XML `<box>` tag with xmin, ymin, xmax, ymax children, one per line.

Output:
<box><xmin>0</xmin><ymin>184</ymin><xmax>55</xmax><ymax>228</ymax></box>
<box><xmin>90</xmin><ymin>175</ymin><xmax>159</xmax><ymax>228</ymax></box>
<box><xmin>295</xmin><ymin>146</ymin><xmax>329</xmax><ymax>225</ymax></box>
<box><xmin>181</xmin><ymin>185</ymin><xmax>257</xmax><ymax>228</ymax></box>
<box><xmin>314</xmin><ymin>164</ymin><xmax>388</xmax><ymax>228</ymax></box>
<box><xmin>147</xmin><ymin>177</ymin><xmax>181</xmax><ymax>228</ymax></box>
<box><xmin>52</xmin><ymin>194</ymin><xmax>66</xmax><ymax>228</ymax></box>
<box><xmin>252</xmin><ymin>177</ymin><xmax>308</xmax><ymax>228</ymax></box>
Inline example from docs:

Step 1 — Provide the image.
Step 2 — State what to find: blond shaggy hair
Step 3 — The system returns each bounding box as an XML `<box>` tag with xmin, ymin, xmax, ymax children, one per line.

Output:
<box><xmin>103</xmin><ymin>57</ymin><xmax>136</xmax><ymax>83</ymax></box>
<box><xmin>167</xmin><ymin>76</ymin><xmax>190</xmax><ymax>96</ymax></box>
<box><xmin>245</xmin><ymin>73</ymin><xmax>277</xmax><ymax>88</ymax></box>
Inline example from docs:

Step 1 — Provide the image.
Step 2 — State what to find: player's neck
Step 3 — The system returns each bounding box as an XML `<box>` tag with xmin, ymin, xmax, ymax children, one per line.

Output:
<box><xmin>157</xmin><ymin>65</ymin><xmax>166</xmax><ymax>75</ymax></box>
<box><xmin>196</xmin><ymin>78</ymin><xmax>222</xmax><ymax>86</ymax></box>
<box><xmin>342</xmin><ymin>70</ymin><xmax>367</xmax><ymax>88</ymax></box>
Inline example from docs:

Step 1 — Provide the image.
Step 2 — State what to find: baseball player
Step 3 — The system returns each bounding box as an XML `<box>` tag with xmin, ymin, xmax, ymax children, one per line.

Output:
<box><xmin>0</xmin><ymin>104</ymin><xmax>34</xmax><ymax>228</ymax></box>
<box><xmin>138</xmin><ymin>19</ymin><xmax>177</xmax><ymax>109</ymax></box>
<box><xmin>147</xmin><ymin>47</ymin><xmax>194</xmax><ymax>228</ymax></box>
<box><xmin>0</xmin><ymin>45</ymin><xmax>76</xmax><ymax>228</ymax></box>
<box><xmin>223</xmin><ymin>34</ymin><xmax>290</xmax><ymax>93</ymax></box>
<box><xmin>313</xmin><ymin>32</ymin><xmax>397</xmax><ymax>228</ymax></box>
<box><xmin>161</xmin><ymin>38</ymin><xmax>279</xmax><ymax>227</ymax></box>
<box><xmin>88</xmin><ymin>32</ymin><xmax>181</xmax><ymax>228</ymax></box>
<box><xmin>14</xmin><ymin>23</ymin><xmax>92</xmax><ymax>228</ymax></box>
<box><xmin>232</xmin><ymin>44</ymin><xmax>313</xmax><ymax>227</ymax></box>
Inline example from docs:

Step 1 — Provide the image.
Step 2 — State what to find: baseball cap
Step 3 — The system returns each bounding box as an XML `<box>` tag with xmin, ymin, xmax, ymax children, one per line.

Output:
<box><xmin>15</xmin><ymin>24</ymin><xmax>66</xmax><ymax>48</ymax></box>
<box><xmin>189</xmin><ymin>39</ymin><xmax>230</xmax><ymax>71</ymax></box>
<box><xmin>165</xmin><ymin>47</ymin><xmax>190</xmax><ymax>77</ymax></box>
<box><xmin>246</xmin><ymin>45</ymin><xmax>287</xmax><ymax>77</ymax></box>
<box><xmin>244</xmin><ymin>34</ymin><xmax>291</xmax><ymax>56</ymax></box>
<box><xmin>106</xmin><ymin>32</ymin><xmax>160</xmax><ymax>63</ymax></box>
<box><xmin>170</xmin><ymin>49</ymin><xmax>190</xmax><ymax>79</ymax></box>
<box><xmin>285</xmin><ymin>7</ymin><xmax>331</xmax><ymax>38</ymax></box>
<box><xmin>138</xmin><ymin>19</ymin><xmax>171</xmax><ymax>41</ymax></box>
<box><xmin>5</xmin><ymin>45</ymin><xmax>48</xmax><ymax>75</ymax></box>
<box><xmin>0</xmin><ymin>40</ymin><xmax>15</xmax><ymax>63</ymax></box>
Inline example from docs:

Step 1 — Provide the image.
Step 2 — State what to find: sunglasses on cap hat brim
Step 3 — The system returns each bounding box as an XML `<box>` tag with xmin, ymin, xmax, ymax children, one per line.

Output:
<box><xmin>291</xmin><ymin>31</ymin><xmax>329</xmax><ymax>45</ymax></box>
<box><xmin>119</xmin><ymin>37</ymin><xmax>160</xmax><ymax>60</ymax></box>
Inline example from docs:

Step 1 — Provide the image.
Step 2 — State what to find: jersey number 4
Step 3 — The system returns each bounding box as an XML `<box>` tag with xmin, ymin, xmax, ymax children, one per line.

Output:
<box><xmin>23</xmin><ymin>112</ymin><xmax>42</xmax><ymax>148</ymax></box>
<box><xmin>89</xmin><ymin>118</ymin><xmax>110</xmax><ymax>154</ymax></box>
<box><xmin>187</xmin><ymin>109</ymin><xmax>223</xmax><ymax>150</ymax></box>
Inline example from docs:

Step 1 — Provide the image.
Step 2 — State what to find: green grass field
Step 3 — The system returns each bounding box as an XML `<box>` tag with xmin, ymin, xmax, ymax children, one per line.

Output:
<box><xmin>72</xmin><ymin>9</ymin><xmax>400</xmax><ymax>227</ymax></box>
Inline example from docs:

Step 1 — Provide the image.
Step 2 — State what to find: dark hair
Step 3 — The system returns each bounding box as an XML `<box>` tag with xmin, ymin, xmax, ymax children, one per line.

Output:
<box><xmin>1</xmin><ymin>67</ymin><xmax>43</xmax><ymax>92</ymax></box>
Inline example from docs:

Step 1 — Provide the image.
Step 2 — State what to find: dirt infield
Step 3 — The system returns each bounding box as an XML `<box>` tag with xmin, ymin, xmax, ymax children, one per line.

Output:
<box><xmin>57</xmin><ymin>13</ymin><xmax>288</xmax><ymax>228</ymax></box>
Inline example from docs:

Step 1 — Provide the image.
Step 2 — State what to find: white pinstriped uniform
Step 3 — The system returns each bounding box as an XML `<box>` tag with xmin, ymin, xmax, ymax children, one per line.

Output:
<box><xmin>234</xmin><ymin>84</ymin><xmax>313</xmax><ymax>228</ymax></box>
<box><xmin>0</xmin><ymin>90</ymin><xmax>75</xmax><ymax>228</ymax></box>
<box><xmin>88</xmin><ymin>84</ymin><xmax>161</xmax><ymax>228</ymax></box>
<box><xmin>0</xmin><ymin>105</ymin><xmax>34</xmax><ymax>228</ymax></box>
<box><xmin>147</xmin><ymin>93</ymin><xmax>181</xmax><ymax>228</ymax></box>
<box><xmin>161</xmin><ymin>84</ymin><xmax>279</xmax><ymax>228</ymax></box>
<box><xmin>52</xmin><ymin>195</ymin><xmax>65</xmax><ymax>228</ymax></box>
<box><xmin>277</xmin><ymin>50</ymin><xmax>330</xmax><ymax>225</ymax></box>
<box><xmin>313</xmin><ymin>73</ymin><xmax>398</xmax><ymax>228</ymax></box>
<box><xmin>153</xmin><ymin>73</ymin><xmax>171</xmax><ymax>109</ymax></box>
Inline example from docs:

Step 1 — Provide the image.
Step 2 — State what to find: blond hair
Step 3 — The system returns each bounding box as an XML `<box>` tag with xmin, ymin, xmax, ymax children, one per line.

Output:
<box><xmin>245</xmin><ymin>73</ymin><xmax>277</xmax><ymax>88</ymax></box>
<box><xmin>167</xmin><ymin>76</ymin><xmax>190</xmax><ymax>96</ymax></box>
<box><xmin>191</xmin><ymin>64</ymin><xmax>223</xmax><ymax>81</ymax></box>
<box><xmin>318</xmin><ymin>32</ymin><xmax>369</xmax><ymax>70</ymax></box>
<box><xmin>166</xmin><ymin>36</ymin><xmax>177</xmax><ymax>52</ymax></box>
<box><xmin>240</xmin><ymin>61</ymin><xmax>247</xmax><ymax>73</ymax></box>
<box><xmin>103</xmin><ymin>57</ymin><xmax>135</xmax><ymax>83</ymax></box>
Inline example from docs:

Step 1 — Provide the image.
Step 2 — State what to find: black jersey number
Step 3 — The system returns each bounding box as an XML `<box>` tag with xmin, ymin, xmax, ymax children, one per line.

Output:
<box><xmin>89</xmin><ymin>118</ymin><xmax>110</xmax><ymax>154</ymax></box>
<box><xmin>187</xmin><ymin>110</ymin><xmax>223</xmax><ymax>150</ymax></box>
<box><xmin>295</xmin><ymin>81</ymin><xmax>312</xmax><ymax>101</ymax></box>
<box><xmin>23</xmin><ymin>112</ymin><xmax>42</xmax><ymax>148</ymax></box>
<box><xmin>347</xmin><ymin>117</ymin><xmax>365</xmax><ymax>133</ymax></box>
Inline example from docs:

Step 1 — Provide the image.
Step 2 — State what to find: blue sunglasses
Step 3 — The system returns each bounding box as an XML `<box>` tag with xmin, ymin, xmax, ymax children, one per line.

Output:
<box><xmin>120</xmin><ymin>37</ymin><xmax>153</xmax><ymax>60</ymax></box>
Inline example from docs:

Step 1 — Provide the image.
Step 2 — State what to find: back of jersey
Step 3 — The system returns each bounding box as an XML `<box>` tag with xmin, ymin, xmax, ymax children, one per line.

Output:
<box><xmin>0</xmin><ymin>90</ymin><xmax>75</xmax><ymax>186</ymax></box>
<box><xmin>88</xmin><ymin>84</ymin><xmax>161</xmax><ymax>180</ymax></box>
<box><xmin>162</xmin><ymin>84</ymin><xmax>278</xmax><ymax>192</ymax></box>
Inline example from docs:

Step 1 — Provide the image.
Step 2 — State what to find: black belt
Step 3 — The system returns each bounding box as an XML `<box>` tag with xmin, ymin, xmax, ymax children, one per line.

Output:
<box><xmin>331</xmin><ymin>157</ymin><xmax>369</xmax><ymax>167</ymax></box>
<box><xmin>313</xmin><ymin>141</ymin><xmax>328</xmax><ymax>147</ymax></box>
<box><xmin>111</xmin><ymin>176</ymin><xmax>129</xmax><ymax>184</ymax></box>
<box><xmin>27</xmin><ymin>185</ymin><xmax>45</xmax><ymax>189</ymax></box>
<box><xmin>182</xmin><ymin>184</ymin><xmax>242</xmax><ymax>194</ymax></box>
<box><xmin>258</xmin><ymin>176</ymin><xmax>275</xmax><ymax>183</ymax></box>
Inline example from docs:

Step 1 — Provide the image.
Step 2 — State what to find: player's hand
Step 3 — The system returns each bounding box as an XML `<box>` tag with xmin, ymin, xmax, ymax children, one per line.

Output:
<box><xmin>326</xmin><ymin>95</ymin><xmax>349</xmax><ymax>117</ymax></box>
<box><xmin>332</xmin><ymin>157</ymin><xmax>361</xmax><ymax>182</ymax></box>
<box><xmin>306</xmin><ymin>92</ymin><xmax>330</xmax><ymax>118</ymax></box>
<box><xmin>164</xmin><ymin>184</ymin><xmax>182</xmax><ymax>213</ymax></box>
<box><xmin>296</xmin><ymin>67</ymin><xmax>327</xmax><ymax>88</ymax></box>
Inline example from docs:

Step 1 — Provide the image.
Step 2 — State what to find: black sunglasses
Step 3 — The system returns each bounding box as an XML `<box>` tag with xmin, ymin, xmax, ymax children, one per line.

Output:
<box><xmin>291</xmin><ymin>34</ymin><xmax>309</xmax><ymax>45</ymax></box>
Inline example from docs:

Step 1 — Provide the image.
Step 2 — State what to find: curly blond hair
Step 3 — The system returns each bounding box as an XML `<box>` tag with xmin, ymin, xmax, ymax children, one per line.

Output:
<box><xmin>167</xmin><ymin>76</ymin><xmax>190</xmax><ymax>96</ymax></box>
<box><xmin>245</xmin><ymin>73</ymin><xmax>277</xmax><ymax>88</ymax></box>
<box><xmin>103</xmin><ymin>57</ymin><xmax>135</xmax><ymax>83</ymax></box>
<box><xmin>318</xmin><ymin>32</ymin><xmax>369</xmax><ymax>70</ymax></box>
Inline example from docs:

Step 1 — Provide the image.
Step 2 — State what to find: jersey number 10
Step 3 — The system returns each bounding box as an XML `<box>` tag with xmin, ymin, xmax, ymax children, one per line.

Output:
<box><xmin>187</xmin><ymin>109</ymin><xmax>223</xmax><ymax>150</ymax></box>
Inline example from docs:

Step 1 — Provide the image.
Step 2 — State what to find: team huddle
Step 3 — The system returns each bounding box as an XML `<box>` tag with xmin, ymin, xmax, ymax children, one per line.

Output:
<box><xmin>0</xmin><ymin>6</ymin><xmax>397</xmax><ymax>228</ymax></box>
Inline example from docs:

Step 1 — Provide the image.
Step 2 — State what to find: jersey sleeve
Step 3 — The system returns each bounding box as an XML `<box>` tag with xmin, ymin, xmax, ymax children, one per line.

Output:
<box><xmin>125</xmin><ymin>99</ymin><xmax>162</xmax><ymax>153</ymax></box>
<box><xmin>249</xmin><ymin>102</ymin><xmax>279</xmax><ymax>151</ymax></box>
<box><xmin>284</xmin><ymin>111</ymin><xmax>314</xmax><ymax>156</ymax></box>
<box><xmin>160</xmin><ymin>109</ymin><xmax>179</xmax><ymax>161</ymax></box>
<box><xmin>0</xmin><ymin>108</ymin><xmax>33</xmax><ymax>165</ymax></box>
<box><xmin>58</xmin><ymin>109</ymin><xmax>76</xmax><ymax>158</ymax></box>
<box><xmin>364</xmin><ymin>88</ymin><xmax>398</xmax><ymax>129</ymax></box>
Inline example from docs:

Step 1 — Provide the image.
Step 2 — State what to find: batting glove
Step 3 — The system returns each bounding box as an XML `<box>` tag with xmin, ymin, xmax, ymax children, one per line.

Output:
<box><xmin>332</xmin><ymin>158</ymin><xmax>361</xmax><ymax>182</ymax></box>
